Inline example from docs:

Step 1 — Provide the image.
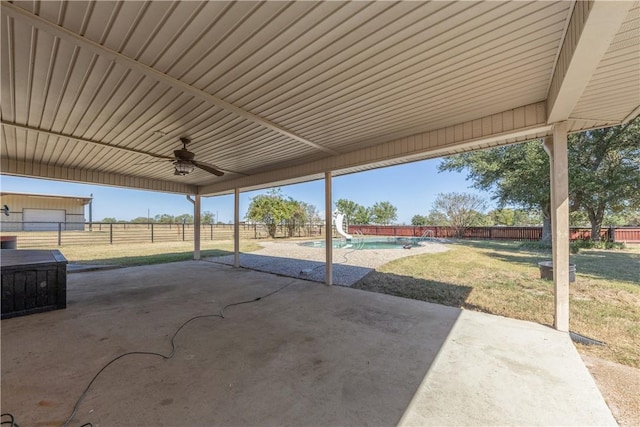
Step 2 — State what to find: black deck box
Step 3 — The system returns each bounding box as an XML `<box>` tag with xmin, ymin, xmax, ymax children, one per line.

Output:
<box><xmin>1</xmin><ymin>249</ymin><xmax>68</xmax><ymax>319</ymax></box>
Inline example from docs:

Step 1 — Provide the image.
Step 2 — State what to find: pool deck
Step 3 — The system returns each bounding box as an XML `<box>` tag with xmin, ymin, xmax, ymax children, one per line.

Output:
<box><xmin>209</xmin><ymin>239</ymin><xmax>449</xmax><ymax>286</ymax></box>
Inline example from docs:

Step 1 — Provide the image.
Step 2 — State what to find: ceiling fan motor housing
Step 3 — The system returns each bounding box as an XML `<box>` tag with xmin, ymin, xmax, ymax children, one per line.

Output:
<box><xmin>174</xmin><ymin>148</ymin><xmax>195</xmax><ymax>161</ymax></box>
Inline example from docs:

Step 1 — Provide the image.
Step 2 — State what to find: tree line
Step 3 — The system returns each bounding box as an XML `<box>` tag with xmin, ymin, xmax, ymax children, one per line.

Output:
<box><xmin>102</xmin><ymin>211</ymin><xmax>217</xmax><ymax>224</ymax></box>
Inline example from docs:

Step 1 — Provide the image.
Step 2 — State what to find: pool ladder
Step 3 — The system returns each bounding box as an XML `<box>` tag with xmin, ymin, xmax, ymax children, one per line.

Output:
<box><xmin>352</xmin><ymin>229</ymin><xmax>366</xmax><ymax>249</ymax></box>
<box><xmin>418</xmin><ymin>229</ymin><xmax>434</xmax><ymax>241</ymax></box>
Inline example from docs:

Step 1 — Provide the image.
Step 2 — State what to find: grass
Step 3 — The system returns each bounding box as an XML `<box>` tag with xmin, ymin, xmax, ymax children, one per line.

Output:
<box><xmin>58</xmin><ymin>240</ymin><xmax>262</xmax><ymax>267</ymax></box>
<box><xmin>353</xmin><ymin>240</ymin><xmax>640</xmax><ymax>368</ymax></box>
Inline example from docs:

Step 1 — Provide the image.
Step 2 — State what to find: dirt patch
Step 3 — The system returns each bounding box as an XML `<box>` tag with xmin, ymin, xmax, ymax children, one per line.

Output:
<box><xmin>581</xmin><ymin>354</ymin><xmax>640</xmax><ymax>427</ymax></box>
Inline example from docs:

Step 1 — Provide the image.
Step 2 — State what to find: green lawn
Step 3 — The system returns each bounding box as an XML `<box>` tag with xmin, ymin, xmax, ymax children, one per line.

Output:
<box><xmin>353</xmin><ymin>240</ymin><xmax>640</xmax><ymax>368</ymax></box>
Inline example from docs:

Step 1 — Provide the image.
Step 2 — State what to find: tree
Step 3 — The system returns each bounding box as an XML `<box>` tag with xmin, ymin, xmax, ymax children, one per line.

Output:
<box><xmin>131</xmin><ymin>216</ymin><xmax>153</xmax><ymax>223</ymax></box>
<box><xmin>245</xmin><ymin>189</ymin><xmax>291</xmax><ymax>238</ymax></box>
<box><xmin>202</xmin><ymin>211</ymin><xmax>215</xmax><ymax>224</ymax></box>
<box><xmin>440</xmin><ymin>141</ymin><xmax>553</xmax><ymax>240</ymax></box>
<box><xmin>489</xmin><ymin>208</ymin><xmax>540</xmax><ymax>226</ymax></box>
<box><xmin>155</xmin><ymin>213</ymin><xmax>175</xmax><ymax>223</ymax></box>
<box><xmin>335</xmin><ymin>199</ymin><xmax>360</xmax><ymax>226</ymax></box>
<box><xmin>175</xmin><ymin>213</ymin><xmax>194</xmax><ymax>223</ymax></box>
<box><xmin>101</xmin><ymin>217</ymin><xmax>117</xmax><ymax>223</ymax></box>
<box><xmin>426</xmin><ymin>211</ymin><xmax>449</xmax><ymax>226</ymax></box>
<box><xmin>353</xmin><ymin>205</ymin><xmax>373</xmax><ymax>224</ymax></box>
<box><xmin>304</xmin><ymin>203</ymin><xmax>320</xmax><ymax>224</ymax></box>
<box><xmin>371</xmin><ymin>201</ymin><xmax>398</xmax><ymax>225</ymax></box>
<box><xmin>440</xmin><ymin>119</ymin><xmax>640</xmax><ymax>241</ymax></box>
<box><xmin>430</xmin><ymin>192</ymin><xmax>487</xmax><ymax>238</ymax></box>
<box><xmin>568</xmin><ymin>121</ymin><xmax>640</xmax><ymax>240</ymax></box>
<box><xmin>284</xmin><ymin>199</ymin><xmax>308</xmax><ymax>237</ymax></box>
<box><xmin>411</xmin><ymin>214</ymin><xmax>428</xmax><ymax>226</ymax></box>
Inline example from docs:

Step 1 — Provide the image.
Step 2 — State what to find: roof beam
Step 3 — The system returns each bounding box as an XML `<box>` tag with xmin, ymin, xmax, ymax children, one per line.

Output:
<box><xmin>0</xmin><ymin>2</ymin><xmax>339</xmax><ymax>157</ymax></box>
<box><xmin>546</xmin><ymin>0</ymin><xmax>632</xmax><ymax>123</ymax></box>
<box><xmin>199</xmin><ymin>102</ymin><xmax>552</xmax><ymax>195</ymax></box>
<box><xmin>1</xmin><ymin>120</ymin><xmax>172</xmax><ymax>160</ymax></box>
<box><xmin>1</xmin><ymin>158</ymin><xmax>197</xmax><ymax>195</ymax></box>
<box><xmin>0</xmin><ymin>121</ymin><xmax>246</xmax><ymax>176</ymax></box>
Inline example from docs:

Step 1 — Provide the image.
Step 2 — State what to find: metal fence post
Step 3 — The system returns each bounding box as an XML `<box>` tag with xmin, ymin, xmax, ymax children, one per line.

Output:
<box><xmin>151</xmin><ymin>223</ymin><xmax>154</xmax><ymax>243</ymax></box>
<box><xmin>58</xmin><ymin>222</ymin><xmax>62</xmax><ymax>246</ymax></box>
<box><xmin>210</xmin><ymin>223</ymin><xmax>213</xmax><ymax>240</ymax></box>
<box><xmin>110</xmin><ymin>223</ymin><xmax>113</xmax><ymax>244</ymax></box>
<box><xmin>182</xmin><ymin>221</ymin><xmax>185</xmax><ymax>241</ymax></box>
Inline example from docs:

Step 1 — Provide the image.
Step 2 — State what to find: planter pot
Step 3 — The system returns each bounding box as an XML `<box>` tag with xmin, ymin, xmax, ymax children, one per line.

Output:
<box><xmin>538</xmin><ymin>261</ymin><xmax>576</xmax><ymax>282</ymax></box>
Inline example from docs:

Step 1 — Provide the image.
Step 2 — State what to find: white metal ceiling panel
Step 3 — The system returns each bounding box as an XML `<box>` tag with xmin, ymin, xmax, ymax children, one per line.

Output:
<box><xmin>1</xmin><ymin>1</ymin><xmax>638</xmax><ymax>195</ymax></box>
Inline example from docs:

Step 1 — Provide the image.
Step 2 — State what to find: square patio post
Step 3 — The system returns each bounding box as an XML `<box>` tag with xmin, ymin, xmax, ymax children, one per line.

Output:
<box><xmin>194</xmin><ymin>194</ymin><xmax>201</xmax><ymax>260</ymax></box>
<box><xmin>234</xmin><ymin>188</ymin><xmax>240</xmax><ymax>268</ymax></box>
<box><xmin>325</xmin><ymin>171</ymin><xmax>333</xmax><ymax>286</ymax></box>
<box><xmin>543</xmin><ymin>121</ymin><xmax>570</xmax><ymax>332</ymax></box>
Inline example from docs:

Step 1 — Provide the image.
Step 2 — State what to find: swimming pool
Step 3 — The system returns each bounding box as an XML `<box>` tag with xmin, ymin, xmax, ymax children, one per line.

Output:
<box><xmin>300</xmin><ymin>237</ymin><xmax>425</xmax><ymax>250</ymax></box>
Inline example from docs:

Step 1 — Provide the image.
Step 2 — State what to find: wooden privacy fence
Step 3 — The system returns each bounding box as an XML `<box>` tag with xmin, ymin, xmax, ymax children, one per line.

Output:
<box><xmin>348</xmin><ymin>225</ymin><xmax>640</xmax><ymax>243</ymax></box>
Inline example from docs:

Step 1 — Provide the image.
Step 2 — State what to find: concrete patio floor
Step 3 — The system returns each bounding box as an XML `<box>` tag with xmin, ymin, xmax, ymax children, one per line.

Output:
<box><xmin>1</xmin><ymin>261</ymin><xmax>615</xmax><ymax>426</ymax></box>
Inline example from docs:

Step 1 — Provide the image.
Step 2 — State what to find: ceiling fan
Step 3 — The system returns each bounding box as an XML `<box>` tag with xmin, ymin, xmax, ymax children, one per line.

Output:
<box><xmin>152</xmin><ymin>137</ymin><xmax>224</xmax><ymax>177</ymax></box>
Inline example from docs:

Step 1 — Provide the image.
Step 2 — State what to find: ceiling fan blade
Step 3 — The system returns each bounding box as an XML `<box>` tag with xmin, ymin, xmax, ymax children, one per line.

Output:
<box><xmin>192</xmin><ymin>160</ymin><xmax>224</xmax><ymax>176</ymax></box>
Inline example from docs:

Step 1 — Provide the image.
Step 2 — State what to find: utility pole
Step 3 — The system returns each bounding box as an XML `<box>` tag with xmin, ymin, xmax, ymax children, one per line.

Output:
<box><xmin>89</xmin><ymin>193</ymin><xmax>93</xmax><ymax>231</ymax></box>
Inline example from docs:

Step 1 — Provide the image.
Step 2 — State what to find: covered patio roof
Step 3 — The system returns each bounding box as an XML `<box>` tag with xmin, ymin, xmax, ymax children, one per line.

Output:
<box><xmin>1</xmin><ymin>1</ymin><xmax>638</xmax><ymax>195</ymax></box>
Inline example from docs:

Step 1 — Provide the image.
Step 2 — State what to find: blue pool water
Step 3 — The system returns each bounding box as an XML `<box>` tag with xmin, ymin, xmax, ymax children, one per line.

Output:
<box><xmin>300</xmin><ymin>237</ymin><xmax>424</xmax><ymax>250</ymax></box>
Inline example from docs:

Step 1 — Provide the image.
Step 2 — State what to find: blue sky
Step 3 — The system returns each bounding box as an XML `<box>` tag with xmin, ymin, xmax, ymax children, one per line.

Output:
<box><xmin>0</xmin><ymin>158</ymin><xmax>492</xmax><ymax>224</ymax></box>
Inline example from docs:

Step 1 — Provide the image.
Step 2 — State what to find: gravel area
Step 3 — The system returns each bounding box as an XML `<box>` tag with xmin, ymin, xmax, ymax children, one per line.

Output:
<box><xmin>208</xmin><ymin>239</ymin><xmax>449</xmax><ymax>286</ymax></box>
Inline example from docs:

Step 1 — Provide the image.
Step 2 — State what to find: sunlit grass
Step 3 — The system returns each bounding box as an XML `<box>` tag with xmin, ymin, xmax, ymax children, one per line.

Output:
<box><xmin>354</xmin><ymin>240</ymin><xmax>640</xmax><ymax>367</ymax></box>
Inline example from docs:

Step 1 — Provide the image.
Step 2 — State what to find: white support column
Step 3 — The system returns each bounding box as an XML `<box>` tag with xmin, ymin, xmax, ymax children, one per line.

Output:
<box><xmin>544</xmin><ymin>122</ymin><xmax>570</xmax><ymax>332</ymax></box>
<box><xmin>234</xmin><ymin>188</ymin><xmax>240</xmax><ymax>268</ymax></box>
<box><xmin>194</xmin><ymin>195</ymin><xmax>201</xmax><ymax>260</ymax></box>
<box><xmin>325</xmin><ymin>171</ymin><xmax>333</xmax><ymax>286</ymax></box>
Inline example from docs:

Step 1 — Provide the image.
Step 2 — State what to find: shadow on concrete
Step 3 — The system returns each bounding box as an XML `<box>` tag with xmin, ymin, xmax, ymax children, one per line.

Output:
<box><xmin>210</xmin><ymin>253</ymin><xmax>373</xmax><ymax>286</ymax></box>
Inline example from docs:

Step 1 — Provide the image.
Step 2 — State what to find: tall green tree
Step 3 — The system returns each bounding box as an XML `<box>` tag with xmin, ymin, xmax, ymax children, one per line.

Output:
<box><xmin>489</xmin><ymin>208</ymin><xmax>540</xmax><ymax>226</ymax></box>
<box><xmin>430</xmin><ymin>192</ymin><xmax>487</xmax><ymax>238</ymax></box>
<box><xmin>371</xmin><ymin>201</ymin><xmax>398</xmax><ymax>225</ymax></box>
<box><xmin>440</xmin><ymin>141</ymin><xmax>553</xmax><ymax>239</ymax></box>
<box><xmin>440</xmin><ymin>119</ymin><xmax>640</xmax><ymax>241</ymax></box>
<box><xmin>353</xmin><ymin>205</ymin><xmax>373</xmax><ymax>225</ymax></box>
<box><xmin>245</xmin><ymin>189</ymin><xmax>291</xmax><ymax>238</ymax></box>
<box><xmin>202</xmin><ymin>211</ymin><xmax>215</xmax><ymax>224</ymax></box>
<box><xmin>411</xmin><ymin>214</ymin><xmax>428</xmax><ymax>226</ymax></box>
<box><xmin>284</xmin><ymin>199</ymin><xmax>308</xmax><ymax>237</ymax></box>
<box><xmin>335</xmin><ymin>199</ymin><xmax>360</xmax><ymax>226</ymax></box>
<box><xmin>569</xmin><ymin>122</ymin><xmax>640</xmax><ymax>240</ymax></box>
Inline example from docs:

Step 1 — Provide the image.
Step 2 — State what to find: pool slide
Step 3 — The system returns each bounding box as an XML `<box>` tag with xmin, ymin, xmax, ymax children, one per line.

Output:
<box><xmin>334</xmin><ymin>211</ymin><xmax>353</xmax><ymax>240</ymax></box>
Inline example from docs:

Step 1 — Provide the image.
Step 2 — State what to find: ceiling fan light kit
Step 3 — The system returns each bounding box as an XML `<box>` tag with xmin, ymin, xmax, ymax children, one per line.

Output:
<box><xmin>174</xmin><ymin>160</ymin><xmax>195</xmax><ymax>176</ymax></box>
<box><xmin>163</xmin><ymin>137</ymin><xmax>224</xmax><ymax>177</ymax></box>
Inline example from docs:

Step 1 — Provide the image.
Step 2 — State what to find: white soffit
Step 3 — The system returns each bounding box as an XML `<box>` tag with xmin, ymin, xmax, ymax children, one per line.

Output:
<box><xmin>0</xmin><ymin>1</ymin><xmax>638</xmax><ymax>195</ymax></box>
